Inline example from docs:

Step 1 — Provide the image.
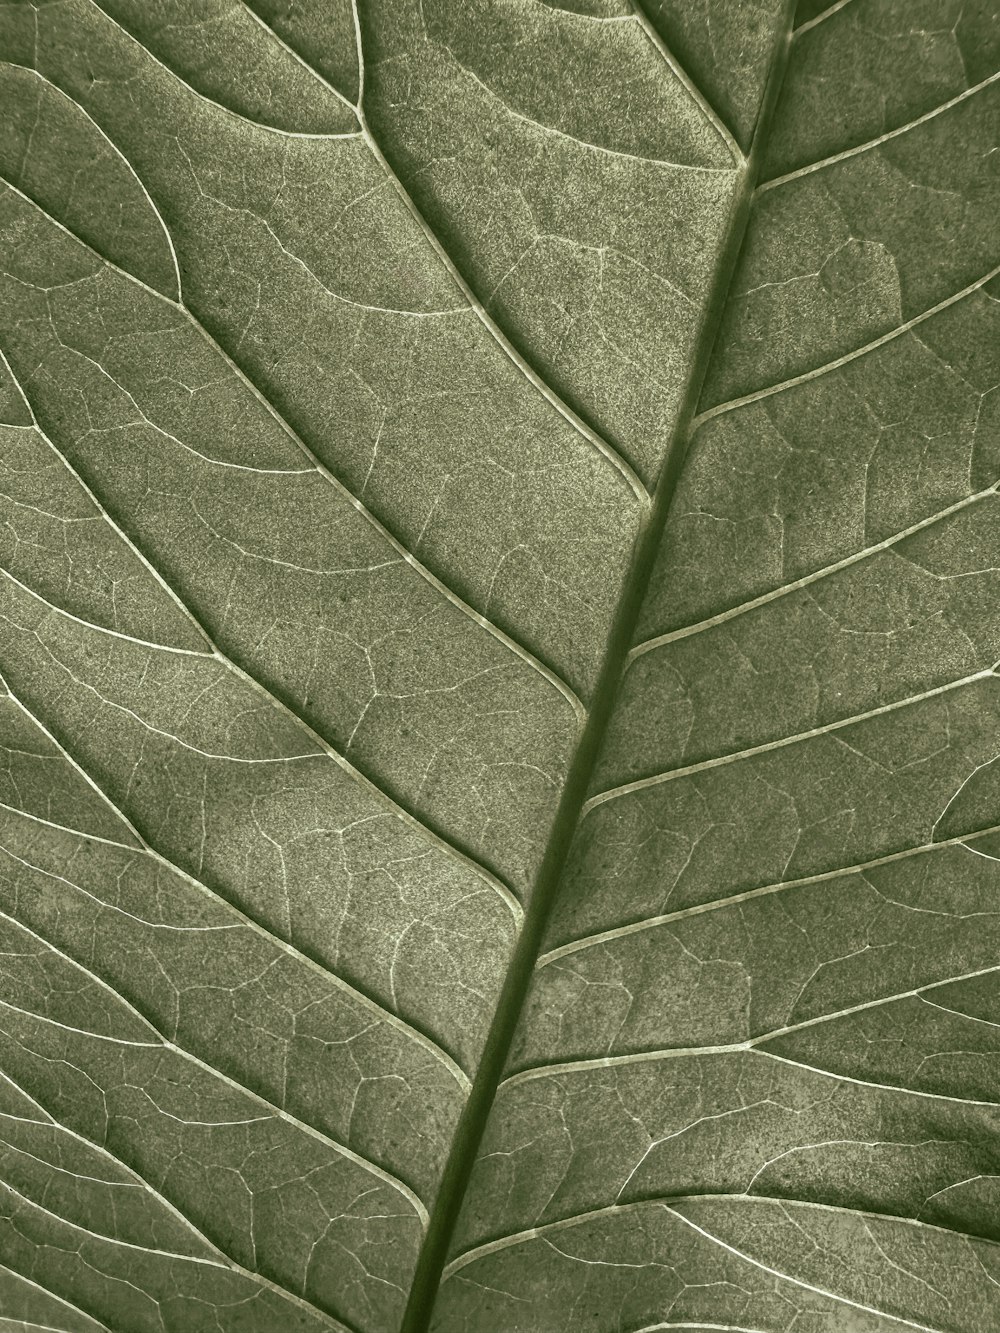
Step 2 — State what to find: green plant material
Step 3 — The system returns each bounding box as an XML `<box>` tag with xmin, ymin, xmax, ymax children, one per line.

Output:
<box><xmin>0</xmin><ymin>1</ymin><xmax>998</xmax><ymax>1330</ymax></box>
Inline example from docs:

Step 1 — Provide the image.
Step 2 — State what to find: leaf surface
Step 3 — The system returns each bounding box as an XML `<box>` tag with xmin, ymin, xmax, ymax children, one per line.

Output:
<box><xmin>0</xmin><ymin>2</ymin><xmax>998</xmax><ymax>1331</ymax></box>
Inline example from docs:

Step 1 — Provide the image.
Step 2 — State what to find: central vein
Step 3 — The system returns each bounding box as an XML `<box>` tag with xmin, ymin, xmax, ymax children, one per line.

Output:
<box><xmin>400</xmin><ymin>7</ymin><xmax>799</xmax><ymax>1329</ymax></box>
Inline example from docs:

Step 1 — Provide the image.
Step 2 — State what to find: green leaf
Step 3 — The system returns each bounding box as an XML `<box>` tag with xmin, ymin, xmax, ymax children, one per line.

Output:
<box><xmin>0</xmin><ymin>2</ymin><xmax>997</xmax><ymax>1331</ymax></box>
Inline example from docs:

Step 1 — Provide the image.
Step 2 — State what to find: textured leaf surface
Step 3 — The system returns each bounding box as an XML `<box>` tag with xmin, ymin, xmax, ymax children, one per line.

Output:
<box><xmin>0</xmin><ymin>1</ymin><xmax>998</xmax><ymax>1331</ymax></box>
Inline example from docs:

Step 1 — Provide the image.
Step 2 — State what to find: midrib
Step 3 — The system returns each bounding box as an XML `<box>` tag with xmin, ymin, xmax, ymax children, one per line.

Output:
<box><xmin>401</xmin><ymin>7</ymin><xmax>799</xmax><ymax>1329</ymax></box>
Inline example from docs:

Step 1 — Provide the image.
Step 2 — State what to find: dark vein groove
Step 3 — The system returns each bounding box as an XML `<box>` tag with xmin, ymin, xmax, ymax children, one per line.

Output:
<box><xmin>537</xmin><ymin>819</ymin><xmax>1000</xmax><ymax>967</ymax></box>
<box><xmin>0</xmin><ymin>1068</ymin><xmax>353</xmax><ymax>1332</ymax></box>
<box><xmin>400</xmin><ymin>9</ymin><xmax>799</xmax><ymax>1328</ymax></box>
<box><xmin>0</xmin><ymin>900</ymin><xmax>430</xmax><ymax>1227</ymax></box>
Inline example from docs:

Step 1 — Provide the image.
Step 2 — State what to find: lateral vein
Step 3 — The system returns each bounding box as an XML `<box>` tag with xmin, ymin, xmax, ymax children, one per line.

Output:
<box><xmin>628</xmin><ymin>1</ymin><xmax>744</xmax><ymax>167</ymax></box>
<box><xmin>757</xmin><ymin>70</ymin><xmax>1000</xmax><ymax>194</ymax></box>
<box><xmin>0</xmin><ymin>340</ymin><xmax>523</xmax><ymax>933</ymax></box>
<box><xmin>693</xmin><ymin>264</ymin><xmax>1000</xmax><ymax>428</ymax></box>
<box><xmin>443</xmin><ymin>1193</ymin><xmax>991</xmax><ymax>1312</ymax></box>
<box><xmin>537</xmin><ymin>820</ymin><xmax>1000</xmax><ymax>966</ymax></box>
<box><xmin>630</xmin><ymin>481</ymin><xmax>1000</xmax><ymax>656</ymax></box>
<box><xmin>0</xmin><ymin>906</ymin><xmax>431</xmax><ymax>1227</ymax></box>
<box><xmin>584</xmin><ymin>667</ymin><xmax>993</xmax><ymax>812</ymax></box>
<box><xmin>84</xmin><ymin>3</ymin><xmax>360</xmax><ymax>140</ymax></box>
<box><xmin>0</xmin><ymin>1259</ymin><xmax>113</xmax><ymax>1333</ymax></box>
<box><xmin>794</xmin><ymin>0</ymin><xmax>856</xmax><ymax>36</ymax></box>
<box><xmin>0</xmin><ymin>172</ymin><xmax>586</xmax><ymax>725</ymax></box>
<box><xmin>0</xmin><ymin>682</ymin><xmax>474</xmax><ymax>1096</ymax></box>
<box><xmin>501</xmin><ymin>961</ymin><xmax>1000</xmax><ymax>1088</ymax></box>
<box><xmin>0</xmin><ymin>1068</ymin><xmax>351</xmax><ymax>1329</ymax></box>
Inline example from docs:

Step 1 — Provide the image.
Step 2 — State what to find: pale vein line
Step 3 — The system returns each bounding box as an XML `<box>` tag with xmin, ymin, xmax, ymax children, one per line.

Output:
<box><xmin>635</xmin><ymin>1325</ymin><xmax>769</xmax><ymax>1333</ymax></box>
<box><xmin>0</xmin><ymin>565</ymin><xmax>212</xmax><ymax>659</ymax></box>
<box><xmin>0</xmin><ymin>1324</ymin><xmax>82</xmax><ymax>1333</ymax></box>
<box><xmin>537</xmin><ymin>821</ymin><xmax>1000</xmax><ymax>967</ymax></box>
<box><xmin>0</xmin><ymin>839</ymin><xmax>231</xmax><ymax>937</ymax></box>
<box><xmin>228</xmin><ymin>0</ymin><xmax>646</xmax><ymax>506</ymax></box>
<box><xmin>239</xmin><ymin>0</ymin><xmax>358</xmax><ymax>112</ymax></box>
<box><xmin>0</xmin><ymin>1072</ymin><xmax>226</xmax><ymax>1254</ymax></box>
<box><xmin>0</xmin><ymin>1068</ymin><xmax>350</xmax><ymax>1331</ymax></box>
<box><xmin>758</xmin><ymin>72</ymin><xmax>1000</xmax><ymax>194</ymax></box>
<box><xmin>920</xmin><ymin>995</ymin><xmax>1000</xmax><ymax>1030</ymax></box>
<box><xmin>756</xmin><ymin>1048</ymin><xmax>1000</xmax><ymax>1109</ymax></box>
<box><xmin>344</xmin><ymin>0</ymin><xmax>650</xmax><ymax>506</ymax></box>
<box><xmin>630</xmin><ymin>481</ymin><xmax>1000</xmax><ymax>657</ymax></box>
<box><xmin>583</xmin><ymin>667</ymin><xmax>993</xmax><ymax>813</ymax></box>
<box><xmin>0</xmin><ymin>176</ymin><xmax>585</xmax><ymax>730</ymax></box>
<box><xmin>6</xmin><ymin>65</ymin><xmax>183</xmax><ymax>300</ymax></box>
<box><xmin>0</xmin><ymin>346</ymin><xmax>213</xmax><ymax>653</ymax></box>
<box><xmin>0</xmin><ymin>1175</ymin><xmax>351</xmax><ymax>1330</ymax></box>
<box><xmin>349</xmin><ymin>0</ymin><xmax>365</xmax><ymax>105</ymax></box>
<box><xmin>23</xmin><ymin>1326</ymin><xmax>81</xmax><ymax>1333</ymax></box>
<box><xmin>439</xmin><ymin>44</ymin><xmax>734</xmax><ymax>174</ymax></box>
<box><xmin>0</xmin><ymin>1260</ymin><xmax>111</xmax><ymax>1333</ymax></box>
<box><xmin>794</xmin><ymin>0</ymin><xmax>856</xmax><ymax>37</ymax></box>
<box><xmin>501</xmin><ymin>962</ymin><xmax>1000</xmax><ymax>1089</ymax></box>
<box><xmin>85</xmin><ymin>1</ymin><xmax>361</xmax><ymax>141</ymax></box>
<box><xmin>0</xmin><ymin>906</ymin><xmax>431</xmax><ymax>1228</ymax></box>
<box><xmin>0</xmin><ymin>1176</ymin><xmax>227</xmax><ymax>1266</ymax></box>
<box><xmin>665</xmin><ymin>1206</ymin><xmax>944</xmax><ymax>1333</ymax></box>
<box><xmin>628</xmin><ymin>1</ymin><xmax>744</xmax><ymax>167</ymax></box>
<box><xmin>441</xmin><ymin>1200</ymin><xmax>654</xmax><ymax>1278</ymax></box>
<box><xmin>443</xmin><ymin>1194</ymin><xmax>989</xmax><ymax>1309</ymax></box>
<box><xmin>0</xmin><ymin>340</ymin><xmax>523</xmax><ymax>930</ymax></box>
<box><xmin>0</xmin><ymin>1122</ymin><xmax>137</xmax><ymax>1189</ymax></box>
<box><xmin>0</xmin><ymin>995</ymin><xmax>159</xmax><ymax>1046</ymax></box>
<box><xmin>692</xmin><ymin>264</ymin><xmax>1000</xmax><ymax>429</ymax></box>
<box><xmin>0</xmin><ymin>685</ymin><xmax>473</xmax><ymax>1096</ymax></box>
<box><xmin>0</xmin><ymin>799</ymin><xmax>142</xmax><ymax>853</ymax></box>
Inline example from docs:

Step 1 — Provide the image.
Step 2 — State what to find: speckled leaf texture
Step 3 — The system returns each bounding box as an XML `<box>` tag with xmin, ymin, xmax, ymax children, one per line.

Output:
<box><xmin>0</xmin><ymin>1</ymin><xmax>997</xmax><ymax>1331</ymax></box>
